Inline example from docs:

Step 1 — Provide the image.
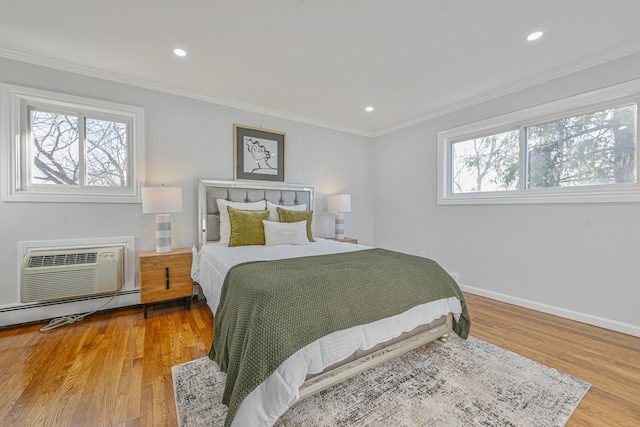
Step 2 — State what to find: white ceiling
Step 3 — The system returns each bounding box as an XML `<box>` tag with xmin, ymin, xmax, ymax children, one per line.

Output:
<box><xmin>2</xmin><ymin>1</ymin><xmax>640</xmax><ymax>136</ymax></box>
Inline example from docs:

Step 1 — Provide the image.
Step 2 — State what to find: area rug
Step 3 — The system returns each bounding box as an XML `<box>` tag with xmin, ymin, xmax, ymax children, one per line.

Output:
<box><xmin>172</xmin><ymin>336</ymin><xmax>590</xmax><ymax>426</ymax></box>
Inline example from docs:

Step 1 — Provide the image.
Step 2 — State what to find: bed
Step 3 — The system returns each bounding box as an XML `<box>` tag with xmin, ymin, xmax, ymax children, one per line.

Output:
<box><xmin>196</xmin><ymin>179</ymin><xmax>470</xmax><ymax>427</ymax></box>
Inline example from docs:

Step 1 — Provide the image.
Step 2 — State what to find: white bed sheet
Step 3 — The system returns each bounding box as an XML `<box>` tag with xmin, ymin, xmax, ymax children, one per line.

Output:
<box><xmin>197</xmin><ymin>238</ymin><xmax>462</xmax><ymax>427</ymax></box>
<box><xmin>198</xmin><ymin>238</ymin><xmax>371</xmax><ymax>315</ymax></box>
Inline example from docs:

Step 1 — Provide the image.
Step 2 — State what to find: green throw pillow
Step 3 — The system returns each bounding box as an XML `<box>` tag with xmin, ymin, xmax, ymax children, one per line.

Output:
<box><xmin>227</xmin><ymin>207</ymin><xmax>270</xmax><ymax>247</ymax></box>
<box><xmin>277</xmin><ymin>208</ymin><xmax>314</xmax><ymax>242</ymax></box>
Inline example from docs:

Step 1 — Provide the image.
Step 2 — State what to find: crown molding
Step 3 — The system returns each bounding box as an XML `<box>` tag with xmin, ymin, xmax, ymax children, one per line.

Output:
<box><xmin>3</xmin><ymin>40</ymin><xmax>640</xmax><ymax>140</ymax></box>
<box><xmin>370</xmin><ymin>39</ymin><xmax>640</xmax><ymax>137</ymax></box>
<box><xmin>0</xmin><ymin>48</ymin><xmax>371</xmax><ymax>137</ymax></box>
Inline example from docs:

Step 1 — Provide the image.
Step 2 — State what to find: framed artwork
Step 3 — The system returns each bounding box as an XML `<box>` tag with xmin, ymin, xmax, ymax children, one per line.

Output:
<box><xmin>234</xmin><ymin>124</ymin><xmax>286</xmax><ymax>182</ymax></box>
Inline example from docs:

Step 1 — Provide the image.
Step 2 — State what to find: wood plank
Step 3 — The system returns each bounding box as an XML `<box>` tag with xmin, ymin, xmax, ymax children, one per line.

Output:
<box><xmin>0</xmin><ymin>293</ymin><xmax>638</xmax><ymax>426</ymax></box>
<box><xmin>0</xmin><ymin>300</ymin><xmax>212</xmax><ymax>427</ymax></box>
<box><xmin>464</xmin><ymin>293</ymin><xmax>640</xmax><ymax>427</ymax></box>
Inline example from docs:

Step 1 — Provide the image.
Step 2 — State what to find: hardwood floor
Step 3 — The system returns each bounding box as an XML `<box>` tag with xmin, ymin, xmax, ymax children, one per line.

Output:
<box><xmin>465</xmin><ymin>293</ymin><xmax>640</xmax><ymax>427</ymax></box>
<box><xmin>0</xmin><ymin>299</ymin><xmax>213</xmax><ymax>427</ymax></box>
<box><xmin>0</xmin><ymin>294</ymin><xmax>638</xmax><ymax>426</ymax></box>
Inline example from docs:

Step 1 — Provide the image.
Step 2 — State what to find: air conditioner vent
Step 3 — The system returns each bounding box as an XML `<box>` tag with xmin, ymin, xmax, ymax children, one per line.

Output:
<box><xmin>21</xmin><ymin>246</ymin><xmax>123</xmax><ymax>302</ymax></box>
<box><xmin>27</xmin><ymin>252</ymin><xmax>98</xmax><ymax>268</ymax></box>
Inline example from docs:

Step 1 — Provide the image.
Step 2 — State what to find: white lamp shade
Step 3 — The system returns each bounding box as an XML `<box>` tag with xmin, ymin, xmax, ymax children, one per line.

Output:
<box><xmin>141</xmin><ymin>187</ymin><xmax>183</xmax><ymax>214</ymax></box>
<box><xmin>327</xmin><ymin>194</ymin><xmax>351</xmax><ymax>213</ymax></box>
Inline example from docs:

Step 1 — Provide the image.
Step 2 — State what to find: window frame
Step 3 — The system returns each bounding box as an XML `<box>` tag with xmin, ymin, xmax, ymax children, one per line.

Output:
<box><xmin>437</xmin><ymin>79</ymin><xmax>640</xmax><ymax>205</ymax></box>
<box><xmin>1</xmin><ymin>83</ymin><xmax>145</xmax><ymax>203</ymax></box>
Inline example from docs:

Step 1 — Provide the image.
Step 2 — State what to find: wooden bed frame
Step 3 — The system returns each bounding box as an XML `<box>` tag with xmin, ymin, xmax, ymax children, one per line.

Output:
<box><xmin>196</xmin><ymin>178</ymin><xmax>452</xmax><ymax>400</ymax></box>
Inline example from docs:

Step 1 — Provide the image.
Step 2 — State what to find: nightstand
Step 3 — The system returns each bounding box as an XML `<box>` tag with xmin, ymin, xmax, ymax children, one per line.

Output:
<box><xmin>139</xmin><ymin>247</ymin><xmax>192</xmax><ymax>318</ymax></box>
<box><xmin>327</xmin><ymin>237</ymin><xmax>358</xmax><ymax>244</ymax></box>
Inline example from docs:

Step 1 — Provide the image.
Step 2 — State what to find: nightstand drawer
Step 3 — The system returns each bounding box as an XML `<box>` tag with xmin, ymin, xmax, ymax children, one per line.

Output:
<box><xmin>140</xmin><ymin>255</ymin><xmax>191</xmax><ymax>280</ymax></box>
<box><xmin>140</xmin><ymin>275</ymin><xmax>192</xmax><ymax>303</ymax></box>
<box><xmin>140</xmin><ymin>263</ymin><xmax>191</xmax><ymax>281</ymax></box>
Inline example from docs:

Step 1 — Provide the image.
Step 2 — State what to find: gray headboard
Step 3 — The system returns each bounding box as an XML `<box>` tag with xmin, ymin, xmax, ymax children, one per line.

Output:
<box><xmin>197</xmin><ymin>179</ymin><xmax>315</xmax><ymax>247</ymax></box>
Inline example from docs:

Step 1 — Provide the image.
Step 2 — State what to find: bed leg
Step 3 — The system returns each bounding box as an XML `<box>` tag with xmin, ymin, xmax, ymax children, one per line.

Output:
<box><xmin>439</xmin><ymin>333</ymin><xmax>450</xmax><ymax>342</ymax></box>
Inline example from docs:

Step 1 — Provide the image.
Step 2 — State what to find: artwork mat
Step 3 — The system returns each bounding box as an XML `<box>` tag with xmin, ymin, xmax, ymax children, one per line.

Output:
<box><xmin>233</xmin><ymin>124</ymin><xmax>286</xmax><ymax>182</ymax></box>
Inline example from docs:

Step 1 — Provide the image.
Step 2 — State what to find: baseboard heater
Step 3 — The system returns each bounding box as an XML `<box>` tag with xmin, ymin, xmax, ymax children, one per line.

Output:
<box><xmin>20</xmin><ymin>246</ymin><xmax>124</xmax><ymax>303</ymax></box>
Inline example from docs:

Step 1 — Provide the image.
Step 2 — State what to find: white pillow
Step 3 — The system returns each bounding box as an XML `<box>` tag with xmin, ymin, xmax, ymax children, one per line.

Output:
<box><xmin>217</xmin><ymin>199</ymin><xmax>266</xmax><ymax>245</ymax></box>
<box><xmin>262</xmin><ymin>220</ymin><xmax>310</xmax><ymax>246</ymax></box>
<box><xmin>266</xmin><ymin>201</ymin><xmax>307</xmax><ymax>221</ymax></box>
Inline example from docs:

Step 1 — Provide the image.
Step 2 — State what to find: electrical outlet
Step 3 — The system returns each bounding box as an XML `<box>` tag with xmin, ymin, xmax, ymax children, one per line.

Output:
<box><xmin>418</xmin><ymin>251</ymin><xmax>426</xmax><ymax>257</ymax></box>
<box><xmin>448</xmin><ymin>271</ymin><xmax>460</xmax><ymax>283</ymax></box>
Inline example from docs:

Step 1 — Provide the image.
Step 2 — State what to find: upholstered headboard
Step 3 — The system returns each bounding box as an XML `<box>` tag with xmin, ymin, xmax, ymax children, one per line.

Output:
<box><xmin>197</xmin><ymin>179</ymin><xmax>315</xmax><ymax>247</ymax></box>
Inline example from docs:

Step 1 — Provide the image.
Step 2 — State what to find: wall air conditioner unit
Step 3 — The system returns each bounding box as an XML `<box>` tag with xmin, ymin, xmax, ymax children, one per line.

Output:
<box><xmin>21</xmin><ymin>246</ymin><xmax>124</xmax><ymax>303</ymax></box>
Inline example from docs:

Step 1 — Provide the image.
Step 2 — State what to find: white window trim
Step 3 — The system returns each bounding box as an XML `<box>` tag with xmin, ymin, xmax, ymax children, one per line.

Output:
<box><xmin>437</xmin><ymin>79</ymin><xmax>640</xmax><ymax>205</ymax></box>
<box><xmin>1</xmin><ymin>83</ymin><xmax>145</xmax><ymax>203</ymax></box>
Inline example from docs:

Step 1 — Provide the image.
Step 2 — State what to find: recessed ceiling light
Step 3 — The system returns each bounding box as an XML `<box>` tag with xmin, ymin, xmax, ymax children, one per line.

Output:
<box><xmin>173</xmin><ymin>48</ymin><xmax>187</xmax><ymax>57</ymax></box>
<box><xmin>365</xmin><ymin>106</ymin><xmax>374</xmax><ymax>112</ymax></box>
<box><xmin>526</xmin><ymin>31</ymin><xmax>543</xmax><ymax>42</ymax></box>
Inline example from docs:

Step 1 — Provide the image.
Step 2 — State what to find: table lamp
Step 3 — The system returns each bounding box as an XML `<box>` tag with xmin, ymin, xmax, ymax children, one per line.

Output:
<box><xmin>327</xmin><ymin>194</ymin><xmax>351</xmax><ymax>240</ymax></box>
<box><xmin>141</xmin><ymin>186</ymin><xmax>183</xmax><ymax>253</ymax></box>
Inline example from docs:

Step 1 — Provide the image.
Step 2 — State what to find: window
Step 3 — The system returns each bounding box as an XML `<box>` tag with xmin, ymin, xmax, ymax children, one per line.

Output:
<box><xmin>438</xmin><ymin>80</ymin><xmax>640</xmax><ymax>204</ymax></box>
<box><xmin>451</xmin><ymin>129</ymin><xmax>520</xmax><ymax>193</ymax></box>
<box><xmin>526</xmin><ymin>105</ymin><xmax>636</xmax><ymax>189</ymax></box>
<box><xmin>1</xmin><ymin>84</ymin><xmax>145</xmax><ymax>203</ymax></box>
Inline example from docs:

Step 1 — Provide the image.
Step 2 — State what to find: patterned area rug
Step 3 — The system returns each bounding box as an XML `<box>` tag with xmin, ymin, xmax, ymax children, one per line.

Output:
<box><xmin>172</xmin><ymin>336</ymin><xmax>590</xmax><ymax>426</ymax></box>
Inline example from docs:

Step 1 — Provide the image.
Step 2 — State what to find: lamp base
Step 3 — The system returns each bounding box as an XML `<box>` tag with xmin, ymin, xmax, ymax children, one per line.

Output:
<box><xmin>155</xmin><ymin>213</ymin><xmax>172</xmax><ymax>253</ymax></box>
<box><xmin>334</xmin><ymin>212</ymin><xmax>345</xmax><ymax>240</ymax></box>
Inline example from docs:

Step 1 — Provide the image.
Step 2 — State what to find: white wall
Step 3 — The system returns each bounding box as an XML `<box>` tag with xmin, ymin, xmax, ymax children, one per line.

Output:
<box><xmin>5</xmin><ymin>51</ymin><xmax>640</xmax><ymax>336</ymax></box>
<box><xmin>0</xmin><ymin>57</ymin><xmax>373</xmax><ymax>325</ymax></box>
<box><xmin>372</xmin><ymin>53</ymin><xmax>640</xmax><ymax>337</ymax></box>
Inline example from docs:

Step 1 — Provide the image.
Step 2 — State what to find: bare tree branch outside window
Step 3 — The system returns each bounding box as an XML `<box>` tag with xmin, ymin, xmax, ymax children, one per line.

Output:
<box><xmin>30</xmin><ymin>111</ymin><xmax>79</xmax><ymax>185</ymax></box>
<box><xmin>86</xmin><ymin>118</ymin><xmax>128</xmax><ymax>187</ymax></box>
<box><xmin>30</xmin><ymin>109</ymin><xmax>128</xmax><ymax>188</ymax></box>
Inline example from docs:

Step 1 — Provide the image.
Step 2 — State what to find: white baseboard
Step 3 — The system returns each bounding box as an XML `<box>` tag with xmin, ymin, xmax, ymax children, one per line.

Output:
<box><xmin>0</xmin><ymin>290</ymin><xmax>140</xmax><ymax>328</ymax></box>
<box><xmin>460</xmin><ymin>284</ymin><xmax>640</xmax><ymax>338</ymax></box>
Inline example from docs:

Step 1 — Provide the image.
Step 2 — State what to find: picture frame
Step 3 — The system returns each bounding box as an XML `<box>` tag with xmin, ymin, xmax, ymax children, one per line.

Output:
<box><xmin>234</xmin><ymin>124</ymin><xmax>286</xmax><ymax>182</ymax></box>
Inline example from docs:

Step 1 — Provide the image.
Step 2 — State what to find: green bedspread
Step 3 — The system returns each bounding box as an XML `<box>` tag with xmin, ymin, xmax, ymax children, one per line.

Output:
<box><xmin>210</xmin><ymin>248</ymin><xmax>471</xmax><ymax>426</ymax></box>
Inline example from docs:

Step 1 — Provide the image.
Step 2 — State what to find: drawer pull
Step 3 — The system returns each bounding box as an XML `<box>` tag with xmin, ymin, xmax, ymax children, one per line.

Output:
<box><xmin>166</xmin><ymin>267</ymin><xmax>170</xmax><ymax>289</ymax></box>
